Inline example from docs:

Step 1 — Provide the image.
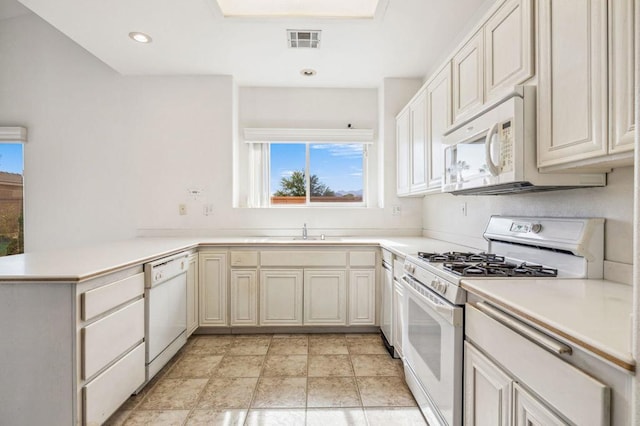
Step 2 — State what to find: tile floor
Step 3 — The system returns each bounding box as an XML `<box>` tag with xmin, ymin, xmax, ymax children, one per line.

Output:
<box><xmin>105</xmin><ymin>333</ymin><xmax>427</xmax><ymax>426</ymax></box>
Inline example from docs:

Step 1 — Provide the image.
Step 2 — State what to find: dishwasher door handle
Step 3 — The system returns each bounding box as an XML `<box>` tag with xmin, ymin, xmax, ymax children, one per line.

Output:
<box><xmin>475</xmin><ymin>301</ymin><xmax>572</xmax><ymax>356</ymax></box>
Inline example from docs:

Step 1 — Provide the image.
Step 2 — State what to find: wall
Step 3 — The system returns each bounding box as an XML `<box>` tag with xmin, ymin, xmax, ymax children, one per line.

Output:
<box><xmin>423</xmin><ymin>166</ymin><xmax>635</xmax><ymax>264</ymax></box>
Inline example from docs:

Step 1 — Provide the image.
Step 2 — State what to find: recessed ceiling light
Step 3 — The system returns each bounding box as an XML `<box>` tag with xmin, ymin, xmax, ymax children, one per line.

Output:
<box><xmin>216</xmin><ymin>0</ymin><xmax>379</xmax><ymax>18</ymax></box>
<box><xmin>300</xmin><ymin>69</ymin><xmax>317</xmax><ymax>77</ymax></box>
<box><xmin>128</xmin><ymin>32</ymin><xmax>152</xmax><ymax>43</ymax></box>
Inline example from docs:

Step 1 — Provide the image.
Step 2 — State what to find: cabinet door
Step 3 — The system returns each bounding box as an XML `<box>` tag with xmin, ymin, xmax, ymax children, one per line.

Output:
<box><xmin>303</xmin><ymin>269</ymin><xmax>347</xmax><ymax>325</ymax></box>
<box><xmin>392</xmin><ymin>280</ymin><xmax>404</xmax><ymax>358</ymax></box>
<box><xmin>453</xmin><ymin>30</ymin><xmax>484</xmax><ymax>122</ymax></box>
<box><xmin>513</xmin><ymin>383</ymin><xmax>567</xmax><ymax>426</ymax></box>
<box><xmin>464</xmin><ymin>342</ymin><xmax>512</xmax><ymax>426</ymax></box>
<box><xmin>380</xmin><ymin>266</ymin><xmax>393</xmax><ymax>343</ymax></box>
<box><xmin>348</xmin><ymin>269</ymin><xmax>376</xmax><ymax>325</ymax></box>
<box><xmin>426</xmin><ymin>63</ymin><xmax>452</xmax><ymax>191</ymax></box>
<box><xmin>199</xmin><ymin>252</ymin><xmax>228</xmax><ymax>326</ymax></box>
<box><xmin>230</xmin><ymin>269</ymin><xmax>258</xmax><ymax>326</ymax></box>
<box><xmin>609</xmin><ymin>0</ymin><xmax>635</xmax><ymax>154</ymax></box>
<box><xmin>410</xmin><ymin>90</ymin><xmax>428</xmax><ymax>193</ymax></box>
<box><xmin>260</xmin><ymin>269</ymin><xmax>303</xmax><ymax>325</ymax></box>
<box><xmin>186</xmin><ymin>253</ymin><xmax>198</xmax><ymax>336</ymax></box>
<box><xmin>537</xmin><ymin>0</ymin><xmax>608</xmax><ymax>167</ymax></box>
<box><xmin>396</xmin><ymin>108</ymin><xmax>411</xmax><ymax>196</ymax></box>
<box><xmin>484</xmin><ymin>0</ymin><xmax>534</xmax><ymax>101</ymax></box>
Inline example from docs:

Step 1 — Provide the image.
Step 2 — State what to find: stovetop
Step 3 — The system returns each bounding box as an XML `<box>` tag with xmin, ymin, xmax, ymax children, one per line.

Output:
<box><xmin>417</xmin><ymin>251</ymin><xmax>505</xmax><ymax>263</ymax></box>
<box><xmin>442</xmin><ymin>261</ymin><xmax>558</xmax><ymax>278</ymax></box>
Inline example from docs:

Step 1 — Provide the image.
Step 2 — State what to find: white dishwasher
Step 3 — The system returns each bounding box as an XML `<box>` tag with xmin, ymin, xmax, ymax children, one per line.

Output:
<box><xmin>144</xmin><ymin>251</ymin><xmax>189</xmax><ymax>382</ymax></box>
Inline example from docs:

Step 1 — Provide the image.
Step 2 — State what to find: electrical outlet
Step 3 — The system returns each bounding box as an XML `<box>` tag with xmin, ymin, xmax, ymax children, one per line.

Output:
<box><xmin>203</xmin><ymin>204</ymin><xmax>214</xmax><ymax>216</ymax></box>
<box><xmin>461</xmin><ymin>202</ymin><xmax>467</xmax><ymax>217</ymax></box>
<box><xmin>392</xmin><ymin>205</ymin><xmax>401</xmax><ymax>216</ymax></box>
<box><xmin>179</xmin><ymin>204</ymin><xmax>187</xmax><ymax>215</ymax></box>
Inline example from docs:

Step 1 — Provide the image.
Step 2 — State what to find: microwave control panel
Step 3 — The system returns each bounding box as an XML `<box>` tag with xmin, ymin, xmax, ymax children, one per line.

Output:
<box><xmin>499</xmin><ymin>120</ymin><xmax>514</xmax><ymax>172</ymax></box>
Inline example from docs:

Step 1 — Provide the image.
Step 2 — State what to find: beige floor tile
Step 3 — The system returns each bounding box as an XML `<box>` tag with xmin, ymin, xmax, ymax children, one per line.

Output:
<box><xmin>103</xmin><ymin>409</ymin><xmax>131</xmax><ymax>426</ymax></box>
<box><xmin>347</xmin><ymin>338</ymin><xmax>388</xmax><ymax>355</ymax></box>
<box><xmin>228</xmin><ymin>336</ymin><xmax>272</xmax><ymax>355</ymax></box>
<box><xmin>244</xmin><ymin>408</ymin><xmax>306</xmax><ymax>426</ymax></box>
<box><xmin>262</xmin><ymin>355</ymin><xmax>308</xmax><ymax>377</ymax></box>
<box><xmin>268</xmin><ymin>337</ymin><xmax>309</xmax><ymax>355</ymax></box>
<box><xmin>307</xmin><ymin>355</ymin><xmax>354</xmax><ymax>377</ymax></box>
<box><xmin>272</xmin><ymin>333</ymin><xmax>309</xmax><ymax>339</ymax></box>
<box><xmin>350</xmin><ymin>355</ymin><xmax>403</xmax><ymax>377</ymax></box>
<box><xmin>138</xmin><ymin>378</ymin><xmax>208</xmax><ymax>410</ymax></box>
<box><xmin>215</xmin><ymin>355</ymin><xmax>265</xmax><ymax>377</ymax></box>
<box><xmin>344</xmin><ymin>333</ymin><xmax>380</xmax><ymax>339</ymax></box>
<box><xmin>252</xmin><ymin>377</ymin><xmax>307</xmax><ymax>408</ymax></box>
<box><xmin>307</xmin><ymin>377</ymin><xmax>361</xmax><ymax>408</ymax></box>
<box><xmin>186</xmin><ymin>409</ymin><xmax>248</xmax><ymax>425</ymax></box>
<box><xmin>356</xmin><ymin>377</ymin><xmax>417</xmax><ymax>407</ymax></box>
<box><xmin>308</xmin><ymin>333</ymin><xmax>347</xmax><ymax>340</ymax></box>
<box><xmin>196</xmin><ymin>377</ymin><xmax>258</xmax><ymax>409</ymax></box>
<box><xmin>188</xmin><ymin>335</ymin><xmax>234</xmax><ymax>355</ymax></box>
<box><xmin>306</xmin><ymin>408</ymin><xmax>367</xmax><ymax>426</ymax></box>
<box><xmin>123</xmin><ymin>410</ymin><xmax>190</xmax><ymax>425</ymax></box>
<box><xmin>167</xmin><ymin>353</ymin><xmax>223</xmax><ymax>378</ymax></box>
<box><xmin>309</xmin><ymin>338</ymin><xmax>349</xmax><ymax>355</ymax></box>
<box><xmin>364</xmin><ymin>407</ymin><xmax>427</xmax><ymax>425</ymax></box>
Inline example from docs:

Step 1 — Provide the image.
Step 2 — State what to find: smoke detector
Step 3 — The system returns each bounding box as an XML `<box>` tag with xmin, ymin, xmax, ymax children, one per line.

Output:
<box><xmin>287</xmin><ymin>30</ymin><xmax>321</xmax><ymax>49</ymax></box>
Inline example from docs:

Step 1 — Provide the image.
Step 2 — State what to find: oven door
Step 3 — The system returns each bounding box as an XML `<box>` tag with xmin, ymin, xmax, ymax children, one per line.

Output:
<box><xmin>402</xmin><ymin>275</ymin><xmax>463</xmax><ymax>426</ymax></box>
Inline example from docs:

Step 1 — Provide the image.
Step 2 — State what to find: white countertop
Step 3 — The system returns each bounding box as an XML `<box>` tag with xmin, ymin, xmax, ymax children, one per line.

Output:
<box><xmin>461</xmin><ymin>278</ymin><xmax>635</xmax><ymax>372</ymax></box>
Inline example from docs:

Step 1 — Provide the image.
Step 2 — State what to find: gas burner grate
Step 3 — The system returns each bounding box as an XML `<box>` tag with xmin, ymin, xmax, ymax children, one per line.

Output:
<box><xmin>417</xmin><ymin>251</ymin><xmax>505</xmax><ymax>263</ymax></box>
<box><xmin>443</xmin><ymin>261</ymin><xmax>558</xmax><ymax>277</ymax></box>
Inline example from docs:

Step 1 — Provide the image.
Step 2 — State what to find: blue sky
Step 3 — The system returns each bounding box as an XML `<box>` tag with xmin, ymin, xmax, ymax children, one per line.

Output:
<box><xmin>0</xmin><ymin>144</ymin><xmax>23</xmax><ymax>174</ymax></box>
<box><xmin>270</xmin><ymin>143</ymin><xmax>363</xmax><ymax>194</ymax></box>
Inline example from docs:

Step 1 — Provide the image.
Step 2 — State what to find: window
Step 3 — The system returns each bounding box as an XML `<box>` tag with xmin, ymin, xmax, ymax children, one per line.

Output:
<box><xmin>270</xmin><ymin>143</ymin><xmax>365</xmax><ymax>205</ymax></box>
<box><xmin>0</xmin><ymin>143</ymin><xmax>24</xmax><ymax>256</ymax></box>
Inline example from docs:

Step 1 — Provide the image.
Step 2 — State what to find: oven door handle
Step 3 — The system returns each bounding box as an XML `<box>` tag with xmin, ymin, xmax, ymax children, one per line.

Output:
<box><xmin>402</xmin><ymin>275</ymin><xmax>461</xmax><ymax>326</ymax></box>
<box><xmin>475</xmin><ymin>302</ymin><xmax>572</xmax><ymax>355</ymax></box>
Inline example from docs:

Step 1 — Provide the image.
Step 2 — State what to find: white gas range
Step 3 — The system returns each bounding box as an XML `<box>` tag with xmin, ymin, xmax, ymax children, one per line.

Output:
<box><xmin>401</xmin><ymin>216</ymin><xmax>604</xmax><ymax>426</ymax></box>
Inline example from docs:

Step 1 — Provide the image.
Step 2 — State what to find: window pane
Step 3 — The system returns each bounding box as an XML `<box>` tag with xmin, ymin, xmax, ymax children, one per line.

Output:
<box><xmin>270</xmin><ymin>143</ymin><xmax>306</xmax><ymax>205</ymax></box>
<box><xmin>0</xmin><ymin>143</ymin><xmax>24</xmax><ymax>256</ymax></box>
<box><xmin>309</xmin><ymin>144</ymin><xmax>363</xmax><ymax>203</ymax></box>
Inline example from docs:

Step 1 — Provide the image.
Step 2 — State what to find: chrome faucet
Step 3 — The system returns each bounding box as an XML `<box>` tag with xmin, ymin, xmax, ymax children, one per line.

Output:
<box><xmin>302</xmin><ymin>223</ymin><xmax>308</xmax><ymax>240</ymax></box>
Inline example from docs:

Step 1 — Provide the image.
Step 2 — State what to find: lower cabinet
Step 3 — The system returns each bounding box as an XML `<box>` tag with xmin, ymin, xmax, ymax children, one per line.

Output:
<box><xmin>260</xmin><ymin>269</ymin><xmax>304</xmax><ymax>325</ymax></box>
<box><xmin>230</xmin><ymin>269</ymin><xmax>258</xmax><ymax>326</ymax></box>
<box><xmin>348</xmin><ymin>269</ymin><xmax>376</xmax><ymax>325</ymax></box>
<box><xmin>392</xmin><ymin>278</ymin><xmax>404</xmax><ymax>358</ymax></box>
<box><xmin>199</xmin><ymin>251</ymin><xmax>228</xmax><ymax>326</ymax></box>
<box><xmin>303</xmin><ymin>269</ymin><xmax>347</xmax><ymax>325</ymax></box>
<box><xmin>186</xmin><ymin>253</ymin><xmax>199</xmax><ymax>336</ymax></box>
<box><xmin>513</xmin><ymin>383</ymin><xmax>567</xmax><ymax>426</ymax></box>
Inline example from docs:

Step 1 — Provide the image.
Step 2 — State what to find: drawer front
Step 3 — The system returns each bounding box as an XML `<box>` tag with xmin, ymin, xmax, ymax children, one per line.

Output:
<box><xmin>465</xmin><ymin>303</ymin><xmax>609</xmax><ymax>425</ymax></box>
<box><xmin>83</xmin><ymin>342</ymin><xmax>145</xmax><ymax>426</ymax></box>
<box><xmin>393</xmin><ymin>259</ymin><xmax>404</xmax><ymax>280</ymax></box>
<box><xmin>260</xmin><ymin>251</ymin><xmax>347</xmax><ymax>267</ymax></box>
<box><xmin>381</xmin><ymin>249</ymin><xmax>393</xmax><ymax>265</ymax></box>
<box><xmin>350</xmin><ymin>251</ymin><xmax>377</xmax><ymax>267</ymax></box>
<box><xmin>230</xmin><ymin>251</ymin><xmax>259</xmax><ymax>267</ymax></box>
<box><xmin>82</xmin><ymin>273</ymin><xmax>144</xmax><ymax>321</ymax></box>
<box><xmin>82</xmin><ymin>299</ymin><xmax>144</xmax><ymax>380</ymax></box>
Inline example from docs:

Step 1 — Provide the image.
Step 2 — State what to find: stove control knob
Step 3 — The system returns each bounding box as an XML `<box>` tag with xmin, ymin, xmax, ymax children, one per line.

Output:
<box><xmin>531</xmin><ymin>223</ymin><xmax>542</xmax><ymax>234</ymax></box>
<box><xmin>155</xmin><ymin>272</ymin><xmax>162</xmax><ymax>281</ymax></box>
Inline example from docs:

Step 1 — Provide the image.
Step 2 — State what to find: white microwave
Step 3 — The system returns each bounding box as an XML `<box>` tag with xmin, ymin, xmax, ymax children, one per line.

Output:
<box><xmin>442</xmin><ymin>86</ymin><xmax>606</xmax><ymax>195</ymax></box>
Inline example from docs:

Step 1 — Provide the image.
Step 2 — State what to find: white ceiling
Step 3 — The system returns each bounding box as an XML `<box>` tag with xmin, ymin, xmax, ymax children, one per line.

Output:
<box><xmin>6</xmin><ymin>0</ymin><xmax>492</xmax><ymax>88</ymax></box>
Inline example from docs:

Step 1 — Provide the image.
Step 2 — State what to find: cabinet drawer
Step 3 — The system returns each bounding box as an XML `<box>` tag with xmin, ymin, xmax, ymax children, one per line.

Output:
<box><xmin>381</xmin><ymin>249</ymin><xmax>393</xmax><ymax>265</ymax></box>
<box><xmin>82</xmin><ymin>273</ymin><xmax>144</xmax><ymax>321</ymax></box>
<box><xmin>393</xmin><ymin>259</ymin><xmax>404</xmax><ymax>280</ymax></box>
<box><xmin>82</xmin><ymin>298</ymin><xmax>144</xmax><ymax>380</ymax></box>
<box><xmin>83</xmin><ymin>342</ymin><xmax>145</xmax><ymax>426</ymax></box>
<box><xmin>230</xmin><ymin>251</ymin><xmax>259</xmax><ymax>267</ymax></box>
<box><xmin>350</xmin><ymin>251</ymin><xmax>376</xmax><ymax>267</ymax></box>
<box><xmin>260</xmin><ymin>251</ymin><xmax>347</xmax><ymax>267</ymax></box>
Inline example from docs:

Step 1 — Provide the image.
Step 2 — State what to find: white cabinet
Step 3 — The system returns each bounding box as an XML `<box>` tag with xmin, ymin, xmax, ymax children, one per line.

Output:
<box><xmin>396</xmin><ymin>108</ymin><xmax>412</xmax><ymax>196</ymax></box>
<box><xmin>199</xmin><ymin>251</ymin><xmax>228</xmax><ymax>326</ymax></box>
<box><xmin>513</xmin><ymin>383</ymin><xmax>567</xmax><ymax>426</ymax></box>
<box><xmin>425</xmin><ymin>63</ymin><xmax>452</xmax><ymax>191</ymax></box>
<box><xmin>464</xmin><ymin>342</ymin><xmax>511</xmax><ymax>426</ymax></box>
<box><xmin>409</xmin><ymin>90</ymin><xmax>428</xmax><ymax>193</ymax></box>
<box><xmin>392</xmin><ymin>278</ymin><xmax>404</xmax><ymax>358</ymax></box>
<box><xmin>453</xmin><ymin>30</ymin><xmax>484</xmax><ymax>122</ymax></box>
<box><xmin>484</xmin><ymin>0</ymin><xmax>533</xmax><ymax>102</ymax></box>
<box><xmin>260</xmin><ymin>269</ymin><xmax>304</xmax><ymax>325</ymax></box>
<box><xmin>348</xmin><ymin>269</ymin><xmax>376</xmax><ymax>325</ymax></box>
<box><xmin>609</xmin><ymin>0</ymin><xmax>635</xmax><ymax>156</ymax></box>
<box><xmin>230</xmin><ymin>269</ymin><xmax>258</xmax><ymax>326</ymax></box>
<box><xmin>186</xmin><ymin>253</ymin><xmax>198</xmax><ymax>336</ymax></box>
<box><xmin>537</xmin><ymin>0</ymin><xmax>609</xmax><ymax>168</ymax></box>
<box><xmin>303</xmin><ymin>269</ymin><xmax>347</xmax><ymax>325</ymax></box>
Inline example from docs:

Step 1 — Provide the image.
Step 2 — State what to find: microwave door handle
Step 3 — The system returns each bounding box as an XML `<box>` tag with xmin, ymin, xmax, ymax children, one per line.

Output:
<box><xmin>484</xmin><ymin>122</ymin><xmax>501</xmax><ymax>176</ymax></box>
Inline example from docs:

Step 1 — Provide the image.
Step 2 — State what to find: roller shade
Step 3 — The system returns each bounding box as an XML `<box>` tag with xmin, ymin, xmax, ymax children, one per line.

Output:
<box><xmin>243</xmin><ymin>128</ymin><xmax>374</xmax><ymax>143</ymax></box>
<box><xmin>0</xmin><ymin>127</ymin><xmax>27</xmax><ymax>142</ymax></box>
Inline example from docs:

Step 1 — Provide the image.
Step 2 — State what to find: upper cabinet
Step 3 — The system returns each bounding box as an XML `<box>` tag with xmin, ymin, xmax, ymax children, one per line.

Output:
<box><xmin>484</xmin><ymin>0</ymin><xmax>533</xmax><ymax>102</ymax></box>
<box><xmin>425</xmin><ymin>63</ymin><xmax>453</xmax><ymax>191</ymax></box>
<box><xmin>537</xmin><ymin>0</ymin><xmax>635</xmax><ymax>171</ymax></box>
<box><xmin>452</xmin><ymin>30</ymin><xmax>484</xmax><ymax>122</ymax></box>
<box><xmin>396</xmin><ymin>88</ymin><xmax>429</xmax><ymax>196</ymax></box>
<box><xmin>536</xmin><ymin>0</ymin><xmax>609</xmax><ymax>168</ymax></box>
<box><xmin>396</xmin><ymin>108</ymin><xmax>412</xmax><ymax>196</ymax></box>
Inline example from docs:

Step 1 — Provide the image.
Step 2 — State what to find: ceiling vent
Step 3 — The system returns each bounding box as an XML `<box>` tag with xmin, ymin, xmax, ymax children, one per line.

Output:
<box><xmin>287</xmin><ymin>30</ymin><xmax>321</xmax><ymax>48</ymax></box>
